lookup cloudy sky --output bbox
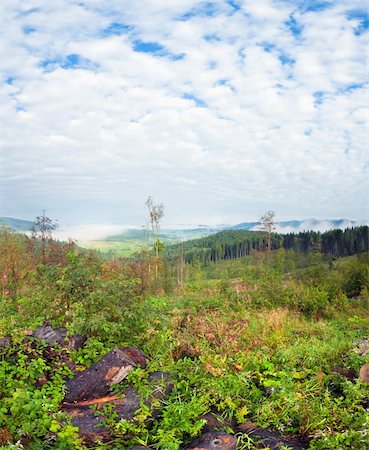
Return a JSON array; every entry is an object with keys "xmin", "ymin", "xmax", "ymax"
[{"xmin": 0, "ymin": 0, "xmax": 368, "ymax": 232}]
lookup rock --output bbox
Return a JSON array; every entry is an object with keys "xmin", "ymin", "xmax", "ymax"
[
  {"xmin": 65, "ymin": 334, "xmax": 87, "ymax": 351},
  {"xmin": 184, "ymin": 431, "xmax": 237, "ymax": 449},
  {"xmin": 63, "ymin": 371, "xmax": 173, "ymax": 446},
  {"xmin": 32, "ymin": 324, "xmax": 87, "ymax": 351},
  {"xmin": 236, "ymin": 422, "xmax": 307, "ymax": 449},
  {"xmin": 129, "ymin": 447, "xmax": 151, "ymax": 450},
  {"xmin": 33, "ymin": 324, "xmax": 67, "ymax": 345},
  {"xmin": 356, "ymin": 339, "xmax": 369, "ymax": 357},
  {"xmin": 359, "ymin": 362, "xmax": 369, "ymax": 384},
  {"xmin": 331, "ymin": 366, "xmax": 356, "ymax": 380},
  {"xmin": 64, "ymin": 348, "xmax": 145, "ymax": 403},
  {"xmin": 0, "ymin": 336, "xmax": 10, "ymax": 349}
]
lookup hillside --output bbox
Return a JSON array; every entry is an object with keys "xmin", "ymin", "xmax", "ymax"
[
  {"xmin": 165, "ymin": 226, "xmax": 369, "ymax": 264},
  {"xmin": 80, "ymin": 219, "xmax": 366, "ymax": 256},
  {"xmin": 0, "ymin": 226, "xmax": 368, "ymax": 449},
  {"xmin": 0, "ymin": 216, "xmax": 34, "ymax": 231}
]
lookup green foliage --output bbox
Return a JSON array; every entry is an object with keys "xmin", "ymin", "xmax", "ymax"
[
  {"xmin": 68, "ymin": 277, "xmax": 139, "ymax": 342},
  {"xmin": 0, "ymin": 340, "xmax": 82, "ymax": 449},
  {"xmin": 0, "ymin": 230, "xmax": 369, "ymax": 449},
  {"xmin": 340, "ymin": 255, "xmax": 369, "ymax": 297}
]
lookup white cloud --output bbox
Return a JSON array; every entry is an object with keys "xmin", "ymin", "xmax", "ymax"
[{"xmin": 0, "ymin": 0, "xmax": 368, "ymax": 232}]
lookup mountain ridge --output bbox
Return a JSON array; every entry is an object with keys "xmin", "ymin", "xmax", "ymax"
[
  {"xmin": 0, "ymin": 216, "xmax": 34, "ymax": 231},
  {"xmin": 1, "ymin": 216, "xmax": 366, "ymax": 241}
]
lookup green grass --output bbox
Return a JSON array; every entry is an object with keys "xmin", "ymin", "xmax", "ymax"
[
  {"xmin": 78, "ymin": 227, "xmax": 219, "ymax": 257},
  {"xmin": 79, "ymin": 239, "xmax": 145, "ymax": 256}
]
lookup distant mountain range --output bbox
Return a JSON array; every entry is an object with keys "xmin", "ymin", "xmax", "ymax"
[
  {"xmin": 104, "ymin": 218, "xmax": 365, "ymax": 244},
  {"xmin": 230, "ymin": 218, "xmax": 363, "ymax": 234},
  {"xmin": 0, "ymin": 216, "xmax": 366, "ymax": 241}
]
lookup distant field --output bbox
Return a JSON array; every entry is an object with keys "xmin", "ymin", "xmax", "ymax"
[
  {"xmin": 78, "ymin": 228, "xmax": 217, "ymax": 256},
  {"xmin": 79, "ymin": 239, "xmax": 145, "ymax": 257}
]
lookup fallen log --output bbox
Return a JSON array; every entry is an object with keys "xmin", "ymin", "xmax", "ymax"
[
  {"xmin": 184, "ymin": 431, "xmax": 237, "ymax": 449},
  {"xmin": 236, "ymin": 422, "xmax": 307, "ymax": 449},
  {"xmin": 63, "ymin": 372, "xmax": 172, "ymax": 446},
  {"xmin": 64, "ymin": 347, "xmax": 146, "ymax": 403}
]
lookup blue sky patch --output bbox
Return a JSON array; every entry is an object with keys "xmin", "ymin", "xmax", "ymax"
[
  {"xmin": 5, "ymin": 76, "xmax": 16, "ymax": 85},
  {"xmin": 305, "ymin": 1, "xmax": 332, "ymax": 13},
  {"xmin": 177, "ymin": 2, "xmax": 219, "ymax": 21},
  {"xmin": 260, "ymin": 43, "xmax": 294, "ymax": 66},
  {"xmin": 298, "ymin": 1, "xmax": 333, "ymax": 13},
  {"xmin": 23, "ymin": 25, "xmax": 36, "ymax": 34},
  {"xmin": 347, "ymin": 10, "xmax": 369, "ymax": 36},
  {"xmin": 14, "ymin": 100, "xmax": 26, "ymax": 112},
  {"xmin": 169, "ymin": 53, "xmax": 185, "ymax": 61},
  {"xmin": 279, "ymin": 53, "xmax": 295, "ymax": 66},
  {"xmin": 343, "ymin": 131, "xmax": 351, "ymax": 155},
  {"xmin": 260, "ymin": 41, "xmax": 275, "ymax": 53},
  {"xmin": 132, "ymin": 40, "xmax": 184, "ymax": 60},
  {"xmin": 203, "ymin": 34, "xmax": 221, "ymax": 42},
  {"xmin": 102, "ymin": 22, "xmax": 131, "ymax": 37},
  {"xmin": 39, "ymin": 54, "xmax": 98, "ymax": 72},
  {"xmin": 285, "ymin": 15, "xmax": 303, "ymax": 36},
  {"xmin": 227, "ymin": 0, "xmax": 241, "ymax": 12},
  {"xmin": 18, "ymin": 7, "xmax": 40, "ymax": 17},
  {"xmin": 63, "ymin": 54, "xmax": 98, "ymax": 70},
  {"xmin": 183, "ymin": 93, "xmax": 207, "ymax": 107},
  {"xmin": 39, "ymin": 58, "xmax": 60, "ymax": 72},
  {"xmin": 133, "ymin": 40, "xmax": 164, "ymax": 54},
  {"xmin": 313, "ymin": 91, "xmax": 325, "ymax": 105},
  {"xmin": 343, "ymin": 82, "xmax": 365, "ymax": 92},
  {"xmin": 217, "ymin": 79, "xmax": 236, "ymax": 92}
]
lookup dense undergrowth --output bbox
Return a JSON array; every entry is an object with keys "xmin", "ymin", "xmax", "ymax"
[{"xmin": 0, "ymin": 227, "xmax": 368, "ymax": 449}]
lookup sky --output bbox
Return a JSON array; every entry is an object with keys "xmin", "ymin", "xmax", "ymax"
[{"xmin": 0, "ymin": 0, "xmax": 368, "ymax": 233}]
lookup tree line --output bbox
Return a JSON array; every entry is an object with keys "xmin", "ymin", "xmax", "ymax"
[{"xmin": 165, "ymin": 226, "xmax": 369, "ymax": 265}]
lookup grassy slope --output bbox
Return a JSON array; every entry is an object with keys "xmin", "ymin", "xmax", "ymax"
[{"xmin": 79, "ymin": 238, "xmax": 146, "ymax": 257}]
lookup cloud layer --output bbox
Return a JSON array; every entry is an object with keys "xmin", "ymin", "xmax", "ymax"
[{"xmin": 1, "ymin": 0, "xmax": 368, "ymax": 228}]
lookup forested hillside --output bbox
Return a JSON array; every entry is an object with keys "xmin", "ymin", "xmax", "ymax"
[{"xmin": 166, "ymin": 226, "xmax": 369, "ymax": 264}]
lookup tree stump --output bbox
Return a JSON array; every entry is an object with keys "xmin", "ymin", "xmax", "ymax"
[
  {"xmin": 184, "ymin": 432, "xmax": 237, "ymax": 449},
  {"xmin": 64, "ymin": 348, "xmax": 146, "ymax": 403},
  {"xmin": 236, "ymin": 422, "xmax": 307, "ymax": 449},
  {"xmin": 63, "ymin": 372, "xmax": 172, "ymax": 446}
]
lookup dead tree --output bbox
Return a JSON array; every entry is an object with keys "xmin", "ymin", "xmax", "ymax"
[
  {"xmin": 259, "ymin": 210, "xmax": 276, "ymax": 264},
  {"xmin": 145, "ymin": 197, "xmax": 164, "ymax": 279},
  {"xmin": 32, "ymin": 210, "xmax": 58, "ymax": 264}
]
